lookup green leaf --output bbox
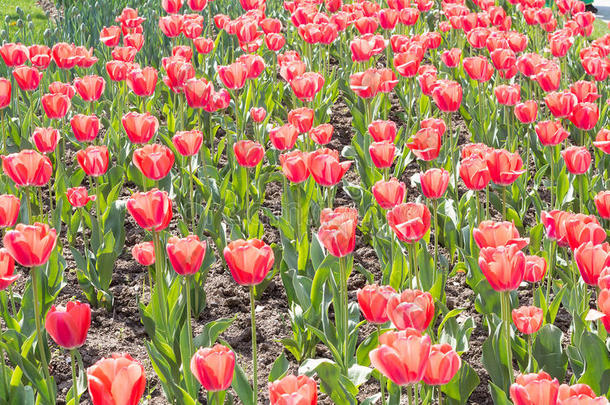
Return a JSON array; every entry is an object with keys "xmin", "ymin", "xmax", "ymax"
[
  {"xmin": 193, "ymin": 317, "xmax": 236, "ymax": 349},
  {"xmin": 231, "ymin": 362, "xmax": 254, "ymax": 405},
  {"xmin": 441, "ymin": 362, "xmax": 480, "ymax": 405},
  {"xmin": 532, "ymin": 324, "xmax": 567, "ymax": 381},
  {"xmin": 576, "ymin": 332, "xmax": 610, "ymax": 396},
  {"xmin": 268, "ymin": 352, "xmax": 289, "ymax": 382}
]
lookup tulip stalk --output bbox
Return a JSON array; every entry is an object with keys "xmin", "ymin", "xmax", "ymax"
[
  {"xmin": 376, "ymin": 324, "xmax": 386, "ymax": 405},
  {"xmin": 339, "ymin": 255, "xmax": 350, "ymax": 372},
  {"xmin": 189, "ymin": 157, "xmax": 195, "ymax": 231},
  {"xmin": 432, "ymin": 199, "xmax": 439, "ymax": 285},
  {"xmin": 32, "ymin": 267, "xmax": 54, "ymax": 402},
  {"xmin": 69, "ymin": 349, "xmax": 80, "ymax": 405},
  {"xmin": 408, "ymin": 243, "xmax": 421, "ymax": 290},
  {"xmin": 249, "ymin": 285, "xmax": 258, "ymax": 404},
  {"xmin": 152, "ymin": 231, "xmax": 169, "ymax": 330},
  {"xmin": 500, "ymin": 291, "xmax": 514, "ymax": 385},
  {"xmin": 184, "ymin": 275, "xmax": 195, "ymax": 386}
]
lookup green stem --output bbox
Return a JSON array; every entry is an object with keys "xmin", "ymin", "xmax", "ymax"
[
  {"xmin": 376, "ymin": 325, "xmax": 386, "ymax": 405},
  {"xmin": 25, "ymin": 188, "xmax": 31, "ymax": 223},
  {"xmin": 526, "ymin": 334, "xmax": 533, "ymax": 373},
  {"xmin": 438, "ymin": 385, "xmax": 443, "ymax": 405},
  {"xmin": 32, "ymin": 267, "xmax": 53, "ymax": 394},
  {"xmin": 408, "ymin": 385, "xmax": 413, "ymax": 405},
  {"xmin": 185, "ymin": 275, "xmax": 194, "ymax": 382},
  {"xmin": 244, "ymin": 167, "xmax": 250, "ymax": 237},
  {"xmin": 502, "ymin": 186, "xmax": 507, "ymax": 220},
  {"xmin": 95, "ymin": 177, "xmax": 103, "ymax": 245},
  {"xmin": 475, "ymin": 190, "xmax": 481, "ymax": 224},
  {"xmin": 189, "ymin": 157, "xmax": 195, "ymax": 231},
  {"xmin": 414, "ymin": 383, "xmax": 419, "ymax": 405},
  {"xmin": 1, "ymin": 110, "xmax": 5, "ymax": 152},
  {"xmin": 501, "ymin": 291, "xmax": 514, "ymax": 385},
  {"xmin": 485, "ymin": 186, "xmax": 490, "ymax": 220},
  {"xmin": 152, "ymin": 232, "xmax": 168, "ymax": 330},
  {"xmin": 545, "ymin": 241, "xmax": 555, "ymax": 303},
  {"xmin": 339, "ymin": 256, "xmax": 349, "ymax": 372},
  {"xmin": 433, "ymin": 200, "xmax": 439, "ymax": 285},
  {"xmin": 549, "ymin": 147, "xmax": 555, "ymax": 209},
  {"xmin": 410, "ymin": 243, "xmax": 421, "ymax": 290},
  {"xmin": 69, "ymin": 349, "xmax": 79, "ymax": 405},
  {"xmin": 249, "ymin": 285, "xmax": 258, "ymax": 404},
  {"xmin": 578, "ymin": 175, "xmax": 584, "ymax": 213}
]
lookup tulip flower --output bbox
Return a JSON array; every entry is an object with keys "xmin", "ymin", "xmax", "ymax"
[
  {"xmin": 269, "ymin": 125, "xmax": 299, "ymax": 151},
  {"xmin": 0, "ymin": 194, "xmax": 20, "ymax": 228},
  {"xmin": 423, "ymin": 344, "xmax": 461, "ymax": 386},
  {"xmin": 406, "ymin": 128, "xmax": 442, "ymax": 161},
  {"xmin": 485, "ymin": 148, "xmax": 524, "ymax": 187},
  {"xmin": 318, "ymin": 207, "xmax": 358, "ymax": 258},
  {"xmin": 77, "ymin": 146, "xmax": 109, "ymax": 178},
  {"xmin": 100, "ymin": 26, "xmax": 122, "ymax": 47},
  {"xmin": 234, "ymin": 140, "xmax": 264, "ymax": 168},
  {"xmin": 524, "ymin": 255, "xmax": 547, "ymax": 284},
  {"xmin": 71, "ymin": 114, "xmax": 100, "ymax": 143},
  {"xmin": 218, "ymin": 62, "xmax": 248, "ymax": 90},
  {"xmin": 74, "ymin": 75, "xmax": 105, "ymax": 102},
  {"xmin": 3, "ymin": 222, "xmax": 57, "ymax": 268},
  {"xmin": 512, "ymin": 305, "xmax": 543, "ymax": 335},
  {"xmin": 387, "ymin": 202, "xmax": 431, "ymax": 244},
  {"xmin": 166, "ymin": 235, "xmax": 207, "ymax": 276},
  {"xmin": 510, "ymin": 372, "xmax": 559, "ymax": 405},
  {"xmin": 0, "ymin": 43, "xmax": 29, "ymax": 66},
  {"xmin": 574, "ymin": 241, "xmax": 610, "ymax": 286},
  {"xmin": 66, "ymin": 187, "xmax": 96, "ymax": 208},
  {"xmin": 32, "ymin": 127, "xmax": 60, "ymax": 154},
  {"xmin": 565, "ymin": 214, "xmax": 606, "ymax": 251},
  {"xmin": 42, "ymin": 93, "xmax": 71, "ymax": 119},
  {"xmin": 269, "ymin": 374, "xmax": 318, "ymax": 405},
  {"xmin": 514, "ymin": 100, "xmax": 538, "ymax": 123},
  {"xmin": 370, "ymin": 141, "xmax": 396, "ymax": 169},
  {"xmin": 12, "ymin": 66, "xmax": 42, "ymax": 91},
  {"xmin": 459, "ymin": 156, "xmax": 491, "ymax": 191},
  {"xmin": 372, "ymin": 178, "xmax": 406, "ymax": 210},
  {"xmin": 349, "ymin": 68, "xmax": 397, "ymax": 99},
  {"xmin": 357, "ymin": 284, "xmax": 396, "ymax": 324},
  {"xmin": 479, "ymin": 244, "xmax": 525, "ymax": 292},
  {"xmin": 2, "ymin": 149, "xmax": 53, "ymax": 188},
  {"xmin": 0, "ymin": 249, "xmax": 18, "ymax": 291},
  {"xmin": 594, "ymin": 129, "xmax": 610, "ymax": 154},
  {"xmin": 569, "ymin": 102, "xmax": 599, "ymax": 131},
  {"xmin": 290, "ymin": 72, "xmax": 325, "ymax": 102},
  {"xmin": 558, "ymin": 383, "xmax": 608, "ymax": 404},
  {"xmin": 288, "ymin": 108, "xmax": 314, "ymax": 134},
  {"xmin": 191, "ymin": 344, "xmax": 235, "ymax": 395},
  {"xmin": 0, "ymin": 78, "xmax": 11, "ymax": 110},
  {"xmin": 387, "ymin": 289, "xmax": 434, "ymax": 331},
  {"xmin": 48, "ymin": 81, "xmax": 75, "ymax": 99},
  {"xmin": 132, "ymin": 241, "xmax": 155, "ymax": 266},
  {"xmin": 463, "ymin": 56, "xmax": 495, "ymax": 82},
  {"xmin": 562, "ymin": 146, "xmax": 591, "ymax": 175},
  {"xmin": 122, "ymin": 112, "xmax": 159, "ymax": 144},
  {"xmin": 594, "ymin": 191, "xmax": 610, "ymax": 219},
  {"xmin": 535, "ymin": 120, "xmax": 569, "ymax": 146},
  {"xmin": 308, "ymin": 148, "xmax": 351, "ymax": 188},
  {"xmin": 126, "ymin": 67, "xmax": 158, "ymax": 97},
  {"xmin": 279, "ymin": 151, "xmax": 309, "ymax": 184},
  {"xmin": 369, "ymin": 120, "xmax": 397, "ymax": 142},
  {"xmin": 310, "ymin": 124, "xmax": 334, "ymax": 146},
  {"xmin": 369, "ymin": 329, "xmax": 431, "ymax": 386},
  {"xmin": 132, "ymin": 144, "xmax": 174, "ymax": 181},
  {"xmin": 473, "ymin": 221, "xmax": 528, "ymax": 250},
  {"xmin": 172, "ymin": 130, "xmax": 203, "ymax": 157},
  {"xmin": 127, "ymin": 189, "xmax": 173, "ymax": 232},
  {"xmin": 495, "ymin": 84, "xmax": 521, "ymax": 106},
  {"xmin": 45, "ymin": 300, "xmax": 91, "ymax": 349},
  {"xmin": 87, "ymin": 353, "xmax": 146, "ymax": 405},
  {"xmin": 250, "ymin": 107, "xmax": 266, "ymax": 123},
  {"xmin": 420, "ymin": 168, "xmax": 449, "ymax": 199},
  {"xmin": 431, "ymin": 80, "xmax": 462, "ymax": 112}
]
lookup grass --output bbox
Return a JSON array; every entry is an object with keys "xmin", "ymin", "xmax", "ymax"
[
  {"xmin": 593, "ymin": 18, "xmax": 610, "ymax": 38},
  {"xmin": 0, "ymin": 0, "xmax": 49, "ymax": 43}
]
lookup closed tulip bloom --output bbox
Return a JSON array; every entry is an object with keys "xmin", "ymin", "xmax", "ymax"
[
  {"xmin": 87, "ymin": 353, "xmax": 146, "ymax": 405},
  {"xmin": 357, "ymin": 284, "xmax": 396, "ymax": 324},
  {"xmin": 2, "ymin": 150, "xmax": 53, "ymax": 187},
  {"xmin": 595, "ymin": 191, "xmax": 610, "ymax": 219},
  {"xmin": 485, "ymin": 149, "xmax": 525, "ymax": 186},
  {"xmin": 269, "ymin": 374, "xmax": 317, "ymax": 405},
  {"xmin": 66, "ymin": 187, "xmax": 96, "ymax": 208},
  {"xmin": 535, "ymin": 62, "xmax": 561, "ymax": 92},
  {"xmin": 524, "ymin": 255, "xmax": 547, "ymax": 283},
  {"xmin": 600, "ymin": 289, "xmax": 610, "ymax": 333},
  {"xmin": 191, "ymin": 344, "xmax": 235, "ymax": 392},
  {"xmin": 386, "ymin": 203, "xmax": 431, "ymax": 243},
  {"xmin": 431, "ymin": 80, "xmax": 462, "ymax": 112},
  {"xmin": 32, "ymin": 127, "xmax": 60, "ymax": 154},
  {"xmin": 463, "ymin": 56, "xmax": 495, "ymax": 82},
  {"xmin": 441, "ymin": 48, "xmax": 462, "ymax": 68},
  {"xmin": 420, "ymin": 118, "xmax": 447, "ymax": 137},
  {"xmin": 132, "ymin": 241, "xmax": 155, "ymax": 266},
  {"xmin": 599, "ymin": 268, "xmax": 610, "ymax": 290},
  {"xmin": 158, "ymin": 14, "xmax": 183, "ymax": 38},
  {"xmin": 495, "ymin": 84, "xmax": 521, "ymax": 106},
  {"xmin": 349, "ymin": 68, "xmax": 397, "ymax": 99},
  {"xmin": 535, "ymin": 120, "xmax": 569, "ymax": 146},
  {"xmin": 218, "ymin": 62, "xmax": 248, "ymax": 90},
  {"xmin": 562, "ymin": 146, "xmax": 591, "ymax": 175},
  {"xmin": 594, "ymin": 129, "xmax": 610, "ymax": 154},
  {"xmin": 574, "ymin": 241, "xmax": 610, "ymax": 285},
  {"xmin": 270, "ymin": 124, "xmax": 299, "ymax": 151},
  {"xmin": 126, "ymin": 68, "xmax": 158, "ymax": 99},
  {"xmin": 223, "ymin": 239, "xmax": 274, "ymax": 285},
  {"xmin": 51, "ymin": 42, "xmax": 79, "ymax": 70},
  {"xmin": 460, "ymin": 156, "xmax": 491, "ymax": 190},
  {"xmin": 279, "ymin": 151, "xmax": 309, "ymax": 183},
  {"xmin": 167, "ymin": 235, "xmax": 207, "ymax": 275},
  {"xmin": 570, "ymin": 81, "xmax": 600, "ymax": 103},
  {"xmin": 514, "ymin": 100, "xmax": 538, "ymax": 123},
  {"xmin": 387, "ymin": 289, "xmax": 435, "ymax": 331},
  {"xmin": 122, "ymin": 112, "xmax": 159, "ymax": 144},
  {"xmin": 318, "ymin": 207, "xmax": 358, "ymax": 258},
  {"xmin": 512, "ymin": 305, "xmax": 543, "ymax": 335},
  {"xmin": 172, "ymin": 130, "xmax": 203, "ymax": 157},
  {"xmin": 42, "ymin": 93, "xmax": 71, "ymax": 119},
  {"xmin": 194, "ymin": 37, "xmax": 214, "ymax": 54},
  {"xmin": 544, "ymin": 91, "xmax": 578, "ymax": 119},
  {"xmin": 406, "ymin": 128, "xmax": 442, "ymax": 161},
  {"xmin": 308, "ymin": 148, "xmax": 351, "ymax": 187},
  {"xmin": 77, "ymin": 146, "xmax": 109, "ymax": 177},
  {"xmin": 289, "ymin": 72, "xmax": 324, "ymax": 103},
  {"xmin": 134, "ymin": 146, "xmax": 174, "ymax": 181},
  {"xmin": 510, "ymin": 372, "xmax": 559, "ymax": 405},
  {"xmin": 71, "ymin": 114, "xmax": 100, "ymax": 143},
  {"xmin": 100, "ymin": 26, "xmax": 122, "ymax": 47},
  {"xmin": 12, "ymin": 66, "xmax": 42, "ymax": 91},
  {"xmin": 0, "ymin": 195, "xmax": 20, "ymax": 228},
  {"xmin": 0, "ymin": 249, "xmax": 19, "ymax": 290},
  {"xmin": 420, "ymin": 168, "xmax": 449, "ymax": 199},
  {"xmin": 479, "ymin": 244, "xmax": 525, "ymax": 291},
  {"xmin": 127, "ymin": 189, "xmax": 172, "ymax": 231},
  {"xmin": 0, "ymin": 78, "xmax": 11, "ymax": 109},
  {"xmin": 250, "ymin": 107, "xmax": 266, "ymax": 123},
  {"xmin": 234, "ymin": 140, "xmax": 264, "ymax": 167},
  {"xmin": 74, "ymin": 75, "xmax": 105, "ymax": 102},
  {"xmin": 370, "ymin": 141, "xmax": 396, "ymax": 169},
  {"xmin": 423, "ymin": 344, "xmax": 461, "ymax": 386},
  {"xmin": 473, "ymin": 220, "xmax": 528, "ymax": 250},
  {"xmin": 28, "ymin": 46, "xmax": 51, "ymax": 69},
  {"xmin": 3, "ymin": 222, "xmax": 57, "ymax": 267},
  {"xmin": 372, "ymin": 178, "xmax": 406, "ymax": 210},
  {"xmin": 558, "ymin": 383, "xmax": 608, "ymax": 405},
  {"xmin": 310, "ymin": 124, "xmax": 333, "ymax": 146},
  {"xmin": 45, "ymin": 301, "xmax": 91, "ymax": 349},
  {"xmin": 569, "ymin": 103, "xmax": 599, "ymax": 131},
  {"xmin": 0, "ymin": 43, "xmax": 29, "ymax": 66},
  {"xmin": 48, "ymin": 81, "xmax": 76, "ymax": 99},
  {"xmin": 288, "ymin": 108, "xmax": 315, "ymax": 134},
  {"xmin": 162, "ymin": 0, "xmax": 183, "ymax": 13},
  {"xmin": 369, "ymin": 120, "xmax": 397, "ymax": 142},
  {"xmin": 369, "ymin": 329, "xmax": 431, "ymax": 386}
]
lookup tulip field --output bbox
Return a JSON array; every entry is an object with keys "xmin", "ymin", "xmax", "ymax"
[{"xmin": 2, "ymin": 0, "xmax": 610, "ymax": 403}]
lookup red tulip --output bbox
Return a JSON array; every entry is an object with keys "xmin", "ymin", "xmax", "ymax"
[
  {"xmin": 406, "ymin": 128, "xmax": 442, "ymax": 161},
  {"xmin": 32, "ymin": 127, "xmax": 60, "ymax": 154},
  {"xmin": 524, "ymin": 255, "xmax": 547, "ymax": 283},
  {"xmin": 598, "ymin": 268, "xmax": 610, "ymax": 290},
  {"xmin": 132, "ymin": 241, "xmax": 155, "ymax": 266},
  {"xmin": 308, "ymin": 148, "xmax": 351, "ymax": 187},
  {"xmin": 159, "ymin": 14, "xmax": 183, "ymax": 38},
  {"xmin": 234, "ymin": 140, "xmax": 264, "ymax": 168},
  {"xmin": 127, "ymin": 67, "xmax": 158, "ymax": 97},
  {"xmin": 51, "ymin": 43, "xmax": 79, "ymax": 70},
  {"xmin": 132, "ymin": 144, "xmax": 174, "ymax": 180},
  {"xmin": 191, "ymin": 344, "xmax": 235, "ymax": 392},
  {"xmin": 172, "ymin": 130, "xmax": 203, "ymax": 157},
  {"xmin": 77, "ymin": 146, "xmax": 109, "ymax": 177},
  {"xmin": 558, "ymin": 383, "xmax": 608, "ymax": 404},
  {"xmin": 74, "ymin": 75, "xmax": 105, "ymax": 102},
  {"xmin": 66, "ymin": 187, "xmax": 96, "ymax": 208},
  {"xmin": 372, "ymin": 178, "xmax": 406, "ymax": 210},
  {"xmin": 218, "ymin": 62, "xmax": 248, "ymax": 90},
  {"xmin": 423, "ymin": 344, "xmax": 461, "ymax": 386},
  {"xmin": 569, "ymin": 102, "xmax": 599, "ymax": 131},
  {"xmin": 0, "ymin": 249, "xmax": 19, "ymax": 290},
  {"xmin": 3, "ymin": 222, "xmax": 57, "ymax": 267},
  {"xmin": 2, "ymin": 150, "xmax": 53, "ymax": 187},
  {"xmin": 318, "ymin": 207, "xmax": 358, "ymax": 258},
  {"xmin": 459, "ymin": 156, "xmax": 491, "ymax": 190},
  {"xmin": 535, "ymin": 120, "xmax": 569, "ymax": 146},
  {"xmin": 514, "ymin": 100, "xmax": 538, "ymax": 123},
  {"xmin": 12, "ymin": 66, "xmax": 42, "ymax": 91},
  {"xmin": 45, "ymin": 301, "xmax": 91, "ymax": 349},
  {"xmin": 71, "ymin": 114, "xmax": 100, "ymax": 143},
  {"xmin": 386, "ymin": 203, "xmax": 431, "ymax": 243},
  {"xmin": 473, "ymin": 220, "xmax": 528, "ymax": 250},
  {"xmin": 349, "ymin": 68, "xmax": 397, "ymax": 98},
  {"xmin": 184, "ymin": 79, "xmax": 213, "ymax": 110},
  {"xmin": 42, "ymin": 93, "xmax": 71, "ymax": 119},
  {"xmin": 288, "ymin": 108, "xmax": 314, "ymax": 134},
  {"xmin": 441, "ymin": 48, "xmax": 462, "ymax": 68},
  {"xmin": 495, "ymin": 84, "xmax": 521, "ymax": 106},
  {"xmin": 111, "ymin": 46, "xmax": 137, "ymax": 63},
  {"xmin": 127, "ymin": 189, "xmax": 172, "ymax": 231},
  {"xmin": 431, "ymin": 80, "xmax": 462, "ymax": 112},
  {"xmin": 369, "ymin": 120, "xmax": 397, "ymax": 142},
  {"xmin": 534, "ymin": 62, "xmax": 561, "ymax": 92},
  {"xmin": 510, "ymin": 372, "xmax": 559, "ymax": 405},
  {"xmin": 594, "ymin": 191, "xmax": 610, "ymax": 219},
  {"xmin": 420, "ymin": 118, "xmax": 447, "ymax": 137},
  {"xmin": 269, "ymin": 124, "xmax": 299, "ymax": 151},
  {"xmin": 290, "ymin": 72, "xmax": 325, "ymax": 103},
  {"xmin": 193, "ymin": 37, "xmax": 214, "ymax": 54},
  {"xmin": 478, "ymin": 244, "xmax": 526, "ymax": 291},
  {"xmin": 162, "ymin": 0, "xmax": 183, "ymax": 13},
  {"xmin": 48, "ymin": 81, "xmax": 75, "ymax": 99},
  {"xmin": 463, "ymin": 56, "xmax": 494, "ymax": 82},
  {"xmin": 167, "ymin": 235, "xmax": 207, "ymax": 275},
  {"xmin": 512, "ymin": 305, "xmax": 543, "ymax": 335},
  {"xmin": 73, "ymin": 47, "xmax": 97, "ymax": 68},
  {"xmin": 310, "ymin": 124, "xmax": 333, "ymax": 146},
  {"xmin": 594, "ymin": 129, "xmax": 610, "ymax": 154},
  {"xmin": 541, "ymin": 210, "xmax": 573, "ymax": 247},
  {"xmin": 100, "ymin": 26, "xmax": 122, "ymax": 47},
  {"xmin": 279, "ymin": 151, "xmax": 309, "ymax": 184},
  {"xmin": 223, "ymin": 239, "xmax": 274, "ymax": 285},
  {"xmin": 387, "ymin": 289, "xmax": 435, "ymax": 331},
  {"xmin": 420, "ymin": 168, "xmax": 449, "ymax": 199},
  {"xmin": 122, "ymin": 112, "xmax": 159, "ymax": 144},
  {"xmin": 0, "ymin": 43, "xmax": 28, "ymax": 66},
  {"xmin": 250, "ymin": 107, "xmax": 266, "ymax": 123},
  {"xmin": 574, "ymin": 241, "xmax": 610, "ymax": 285},
  {"xmin": 570, "ymin": 81, "xmax": 600, "ymax": 103},
  {"xmin": 369, "ymin": 329, "xmax": 431, "ymax": 386},
  {"xmin": 0, "ymin": 78, "xmax": 11, "ymax": 109},
  {"xmin": 380, "ymin": 8, "xmax": 400, "ymax": 29},
  {"xmin": 562, "ymin": 146, "xmax": 591, "ymax": 175},
  {"xmin": 87, "ymin": 353, "xmax": 146, "ymax": 405},
  {"xmin": 370, "ymin": 141, "xmax": 396, "ymax": 169},
  {"xmin": 357, "ymin": 284, "xmax": 396, "ymax": 324},
  {"xmin": 29, "ymin": 45, "xmax": 51, "ymax": 69},
  {"xmin": 268, "ymin": 374, "xmax": 317, "ymax": 405},
  {"xmin": 485, "ymin": 148, "xmax": 524, "ymax": 186},
  {"xmin": 0, "ymin": 194, "xmax": 19, "ymax": 228},
  {"xmin": 544, "ymin": 91, "xmax": 578, "ymax": 119}
]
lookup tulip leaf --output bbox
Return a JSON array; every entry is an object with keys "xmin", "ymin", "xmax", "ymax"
[
  {"xmin": 193, "ymin": 316, "xmax": 236, "ymax": 349},
  {"xmin": 488, "ymin": 381, "xmax": 511, "ymax": 405},
  {"xmin": 268, "ymin": 352, "xmax": 289, "ymax": 382},
  {"xmin": 576, "ymin": 331, "xmax": 610, "ymax": 396},
  {"xmin": 532, "ymin": 324, "xmax": 567, "ymax": 381},
  {"xmin": 441, "ymin": 362, "xmax": 480, "ymax": 405}
]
